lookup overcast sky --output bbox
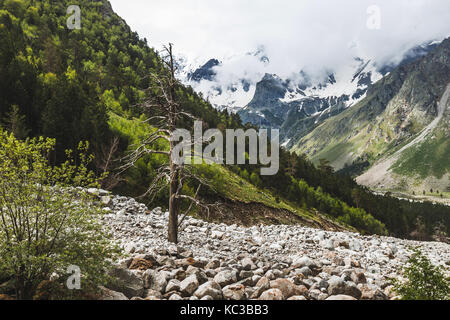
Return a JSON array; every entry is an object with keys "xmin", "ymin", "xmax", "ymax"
[{"xmin": 109, "ymin": 0, "xmax": 450, "ymax": 79}]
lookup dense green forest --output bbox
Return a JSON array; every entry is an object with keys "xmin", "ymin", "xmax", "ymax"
[{"xmin": 0, "ymin": 0, "xmax": 448, "ymax": 240}]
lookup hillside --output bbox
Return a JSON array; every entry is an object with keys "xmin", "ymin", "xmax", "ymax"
[
  {"xmin": 0, "ymin": 0, "xmax": 449, "ymax": 241},
  {"xmin": 96, "ymin": 191, "xmax": 450, "ymax": 300},
  {"xmin": 1, "ymin": 0, "xmax": 450, "ymax": 303},
  {"xmin": 0, "ymin": 0, "xmax": 386, "ymax": 236},
  {"xmin": 293, "ymin": 38, "xmax": 450, "ymax": 195}
]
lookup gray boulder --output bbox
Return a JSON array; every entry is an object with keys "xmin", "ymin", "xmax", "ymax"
[
  {"xmin": 194, "ymin": 281, "xmax": 223, "ymax": 300},
  {"xmin": 108, "ymin": 267, "xmax": 144, "ymax": 298},
  {"xmin": 143, "ymin": 269, "xmax": 168, "ymax": 293},
  {"xmin": 214, "ymin": 270, "xmax": 237, "ymax": 288},
  {"xmin": 180, "ymin": 274, "xmax": 199, "ymax": 296}
]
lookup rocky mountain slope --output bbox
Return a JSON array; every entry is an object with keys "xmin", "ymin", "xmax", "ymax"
[
  {"xmin": 293, "ymin": 38, "xmax": 450, "ymax": 193},
  {"xmin": 96, "ymin": 191, "xmax": 449, "ymax": 300},
  {"xmin": 180, "ymin": 43, "xmax": 439, "ymax": 147}
]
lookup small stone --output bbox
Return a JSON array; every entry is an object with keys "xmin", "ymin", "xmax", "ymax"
[
  {"xmin": 351, "ymin": 271, "xmax": 367, "ymax": 284},
  {"xmin": 211, "ymin": 230, "xmax": 225, "ymax": 239},
  {"xmin": 327, "ymin": 276, "xmax": 346, "ymax": 296},
  {"xmin": 124, "ymin": 242, "xmax": 136, "ymax": 254},
  {"xmin": 360, "ymin": 285, "xmax": 388, "ymax": 300},
  {"xmin": 223, "ymin": 284, "xmax": 247, "ymax": 300},
  {"xmin": 214, "ymin": 270, "xmax": 237, "ymax": 288},
  {"xmin": 169, "ymin": 293, "xmax": 183, "ymax": 300},
  {"xmin": 292, "ymin": 256, "xmax": 316, "ymax": 269},
  {"xmin": 99, "ymin": 286, "xmax": 129, "ymax": 300},
  {"xmin": 270, "ymin": 278, "xmax": 307, "ymax": 299},
  {"xmin": 180, "ymin": 275, "xmax": 199, "ymax": 296},
  {"xmin": 321, "ymin": 239, "xmax": 335, "ymax": 250},
  {"xmin": 344, "ymin": 281, "xmax": 362, "ymax": 299},
  {"xmin": 100, "ymin": 196, "xmax": 112, "ymax": 206},
  {"xmin": 194, "ymin": 281, "xmax": 223, "ymax": 300},
  {"xmin": 269, "ymin": 243, "xmax": 283, "ymax": 250},
  {"xmin": 143, "ymin": 270, "xmax": 167, "ymax": 293},
  {"xmin": 205, "ymin": 259, "xmax": 220, "ymax": 270},
  {"xmin": 241, "ymin": 257, "xmax": 256, "ymax": 271},
  {"xmin": 109, "ymin": 267, "xmax": 144, "ymax": 298},
  {"xmin": 309, "ymin": 288, "xmax": 322, "ymax": 300},
  {"xmin": 251, "ymin": 277, "xmax": 271, "ymax": 299},
  {"xmin": 166, "ymin": 279, "xmax": 181, "ymax": 293},
  {"xmin": 129, "ymin": 258, "xmax": 153, "ymax": 271},
  {"xmin": 288, "ymin": 295, "xmax": 307, "ymax": 300},
  {"xmin": 326, "ymin": 295, "xmax": 357, "ymax": 300},
  {"xmin": 259, "ymin": 288, "xmax": 284, "ymax": 300},
  {"xmin": 239, "ymin": 270, "xmax": 254, "ymax": 280},
  {"xmin": 143, "ymin": 289, "xmax": 162, "ymax": 299},
  {"xmin": 298, "ymin": 266, "xmax": 312, "ymax": 277}
]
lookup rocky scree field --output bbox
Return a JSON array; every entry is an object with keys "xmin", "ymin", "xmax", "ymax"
[{"xmin": 93, "ymin": 190, "xmax": 450, "ymax": 301}]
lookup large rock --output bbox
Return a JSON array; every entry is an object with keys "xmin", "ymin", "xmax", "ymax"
[
  {"xmin": 108, "ymin": 267, "xmax": 144, "ymax": 298},
  {"xmin": 239, "ymin": 270, "xmax": 254, "ymax": 281},
  {"xmin": 326, "ymin": 295, "xmax": 357, "ymax": 300},
  {"xmin": 298, "ymin": 266, "xmax": 312, "ymax": 277},
  {"xmin": 360, "ymin": 285, "xmax": 388, "ymax": 300},
  {"xmin": 327, "ymin": 276, "xmax": 361, "ymax": 299},
  {"xmin": 351, "ymin": 271, "xmax": 367, "ymax": 284},
  {"xmin": 288, "ymin": 295, "xmax": 307, "ymax": 300},
  {"xmin": 222, "ymin": 284, "xmax": 247, "ymax": 300},
  {"xmin": 241, "ymin": 257, "xmax": 256, "ymax": 271},
  {"xmin": 259, "ymin": 288, "xmax": 284, "ymax": 300},
  {"xmin": 124, "ymin": 242, "xmax": 136, "ymax": 254},
  {"xmin": 143, "ymin": 269, "xmax": 167, "ymax": 293},
  {"xmin": 166, "ymin": 279, "xmax": 181, "ymax": 293},
  {"xmin": 144, "ymin": 289, "xmax": 162, "ymax": 299},
  {"xmin": 205, "ymin": 259, "xmax": 220, "ymax": 270},
  {"xmin": 211, "ymin": 230, "xmax": 225, "ymax": 239},
  {"xmin": 270, "ymin": 279, "xmax": 307, "ymax": 299},
  {"xmin": 169, "ymin": 293, "xmax": 183, "ymax": 300},
  {"xmin": 186, "ymin": 266, "xmax": 208, "ymax": 284},
  {"xmin": 327, "ymin": 276, "xmax": 346, "ymax": 296},
  {"xmin": 343, "ymin": 281, "xmax": 362, "ymax": 299},
  {"xmin": 214, "ymin": 270, "xmax": 237, "ymax": 288},
  {"xmin": 194, "ymin": 281, "xmax": 223, "ymax": 300},
  {"xmin": 292, "ymin": 256, "xmax": 317, "ymax": 269},
  {"xmin": 180, "ymin": 275, "xmax": 199, "ymax": 296},
  {"xmin": 251, "ymin": 276, "xmax": 271, "ymax": 299},
  {"xmin": 129, "ymin": 258, "xmax": 154, "ymax": 271},
  {"xmin": 99, "ymin": 286, "xmax": 129, "ymax": 300}
]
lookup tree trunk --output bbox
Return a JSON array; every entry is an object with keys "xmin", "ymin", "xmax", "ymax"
[
  {"xmin": 168, "ymin": 165, "xmax": 179, "ymax": 243},
  {"xmin": 167, "ymin": 43, "xmax": 179, "ymax": 244}
]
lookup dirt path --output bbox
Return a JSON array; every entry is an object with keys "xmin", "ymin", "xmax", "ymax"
[{"xmin": 356, "ymin": 83, "xmax": 450, "ymax": 187}]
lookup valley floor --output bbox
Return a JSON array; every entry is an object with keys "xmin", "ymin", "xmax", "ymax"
[
  {"xmin": 372, "ymin": 190, "xmax": 450, "ymax": 207},
  {"xmin": 97, "ymin": 191, "xmax": 450, "ymax": 300}
]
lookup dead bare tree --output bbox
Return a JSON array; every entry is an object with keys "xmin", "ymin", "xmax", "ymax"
[
  {"xmin": 94, "ymin": 136, "xmax": 123, "ymax": 190},
  {"xmin": 120, "ymin": 44, "xmax": 213, "ymax": 243}
]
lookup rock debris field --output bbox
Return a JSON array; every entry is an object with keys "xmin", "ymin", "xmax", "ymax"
[{"xmin": 91, "ymin": 190, "xmax": 450, "ymax": 301}]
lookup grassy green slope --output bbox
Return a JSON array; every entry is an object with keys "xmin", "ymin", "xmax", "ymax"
[
  {"xmin": 108, "ymin": 111, "xmax": 354, "ymax": 230},
  {"xmin": 292, "ymin": 38, "xmax": 450, "ymax": 190}
]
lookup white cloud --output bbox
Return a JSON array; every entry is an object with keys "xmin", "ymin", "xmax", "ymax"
[{"xmin": 109, "ymin": 0, "xmax": 450, "ymax": 81}]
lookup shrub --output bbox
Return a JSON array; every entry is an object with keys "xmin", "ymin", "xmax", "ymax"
[
  {"xmin": 0, "ymin": 130, "xmax": 119, "ymax": 299},
  {"xmin": 394, "ymin": 248, "xmax": 449, "ymax": 300}
]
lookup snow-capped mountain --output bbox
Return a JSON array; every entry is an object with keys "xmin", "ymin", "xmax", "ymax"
[
  {"xmin": 177, "ymin": 48, "xmax": 270, "ymax": 112},
  {"xmin": 178, "ymin": 41, "xmax": 440, "ymax": 146}
]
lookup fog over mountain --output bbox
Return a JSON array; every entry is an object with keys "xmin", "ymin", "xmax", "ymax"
[{"xmin": 110, "ymin": 0, "xmax": 450, "ymax": 85}]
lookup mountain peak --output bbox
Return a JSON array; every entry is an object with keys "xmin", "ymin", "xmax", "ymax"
[{"xmin": 187, "ymin": 58, "xmax": 221, "ymax": 82}]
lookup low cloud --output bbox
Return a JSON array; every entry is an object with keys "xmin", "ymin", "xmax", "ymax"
[{"xmin": 110, "ymin": 0, "xmax": 450, "ymax": 83}]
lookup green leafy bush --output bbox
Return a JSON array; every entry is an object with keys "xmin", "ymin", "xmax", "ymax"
[
  {"xmin": 394, "ymin": 249, "xmax": 450, "ymax": 300},
  {"xmin": 0, "ymin": 130, "xmax": 119, "ymax": 300}
]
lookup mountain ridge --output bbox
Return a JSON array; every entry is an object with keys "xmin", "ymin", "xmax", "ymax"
[{"xmin": 293, "ymin": 38, "xmax": 450, "ymax": 193}]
